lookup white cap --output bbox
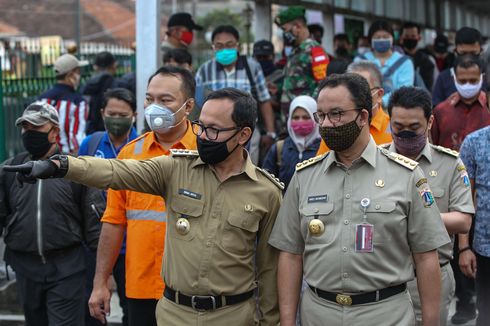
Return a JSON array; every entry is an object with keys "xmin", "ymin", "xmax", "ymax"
[{"xmin": 53, "ymin": 54, "xmax": 88, "ymax": 76}]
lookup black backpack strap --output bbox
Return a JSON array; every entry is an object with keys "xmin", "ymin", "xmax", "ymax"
[
  {"xmin": 242, "ymin": 56, "xmax": 259, "ymax": 102},
  {"xmin": 86, "ymin": 132, "xmax": 105, "ymax": 156}
]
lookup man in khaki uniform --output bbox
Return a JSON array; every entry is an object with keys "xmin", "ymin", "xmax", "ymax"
[
  {"xmin": 268, "ymin": 73, "xmax": 450, "ymax": 326},
  {"xmin": 4, "ymin": 88, "xmax": 282, "ymax": 326},
  {"xmin": 385, "ymin": 86, "xmax": 474, "ymax": 326}
]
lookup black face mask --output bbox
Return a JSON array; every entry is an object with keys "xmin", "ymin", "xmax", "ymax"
[
  {"xmin": 283, "ymin": 31, "xmax": 296, "ymax": 46},
  {"xmin": 258, "ymin": 60, "xmax": 276, "ymax": 76},
  {"xmin": 197, "ymin": 130, "xmax": 241, "ymax": 165},
  {"xmin": 403, "ymin": 38, "xmax": 418, "ymax": 50},
  {"xmin": 22, "ymin": 129, "xmax": 54, "ymax": 159}
]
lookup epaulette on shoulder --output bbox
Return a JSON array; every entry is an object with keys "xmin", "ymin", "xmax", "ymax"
[
  {"xmin": 378, "ymin": 143, "xmax": 391, "ymax": 150},
  {"xmin": 170, "ymin": 149, "xmax": 199, "ymax": 157},
  {"xmin": 257, "ymin": 168, "xmax": 285, "ymax": 190},
  {"xmin": 432, "ymin": 145, "xmax": 459, "ymax": 158},
  {"xmin": 295, "ymin": 153, "xmax": 328, "ymax": 172},
  {"xmin": 379, "ymin": 148, "xmax": 418, "ymax": 171}
]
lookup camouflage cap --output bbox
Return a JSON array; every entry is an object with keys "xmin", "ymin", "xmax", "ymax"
[
  {"xmin": 275, "ymin": 6, "xmax": 306, "ymax": 26},
  {"xmin": 15, "ymin": 101, "xmax": 59, "ymax": 127}
]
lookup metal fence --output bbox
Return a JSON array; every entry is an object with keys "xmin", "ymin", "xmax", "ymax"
[{"xmin": 0, "ymin": 39, "xmax": 135, "ymax": 161}]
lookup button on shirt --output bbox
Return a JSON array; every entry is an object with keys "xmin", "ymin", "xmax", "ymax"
[
  {"xmin": 431, "ymin": 91, "xmax": 490, "ymax": 151},
  {"xmin": 460, "ymin": 126, "xmax": 490, "ymax": 257},
  {"xmin": 64, "ymin": 151, "xmax": 282, "ymax": 324},
  {"xmin": 388, "ymin": 142, "xmax": 475, "ymax": 263},
  {"xmin": 269, "ymin": 138, "xmax": 450, "ymax": 293}
]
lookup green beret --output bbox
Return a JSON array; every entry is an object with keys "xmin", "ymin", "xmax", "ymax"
[{"xmin": 275, "ymin": 6, "xmax": 306, "ymax": 26}]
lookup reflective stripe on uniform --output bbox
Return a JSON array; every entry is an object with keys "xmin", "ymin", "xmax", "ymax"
[
  {"xmin": 133, "ymin": 138, "xmax": 145, "ymax": 155},
  {"xmin": 126, "ymin": 210, "xmax": 167, "ymax": 222}
]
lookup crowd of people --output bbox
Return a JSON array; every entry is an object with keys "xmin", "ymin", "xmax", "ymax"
[{"xmin": 0, "ymin": 4, "xmax": 489, "ymax": 326}]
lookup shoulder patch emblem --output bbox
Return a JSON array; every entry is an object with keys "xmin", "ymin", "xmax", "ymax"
[
  {"xmin": 257, "ymin": 168, "xmax": 285, "ymax": 190},
  {"xmin": 379, "ymin": 148, "xmax": 418, "ymax": 170},
  {"xmin": 170, "ymin": 149, "xmax": 199, "ymax": 157},
  {"xmin": 296, "ymin": 153, "xmax": 329, "ymax": 171},
  {"xmin": 433, "ymin": 145, "xmax": 459, "ymax": 158},
  {"xmin": 415, "ymin": 178, "xmax": 435, "ymax": 207},
  {"xmin": 457, "ymin": 164, "xmax": 471, "ymax": 188}
]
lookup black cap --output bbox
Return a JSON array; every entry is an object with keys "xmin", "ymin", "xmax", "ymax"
[
  {"xmin": 253, "ymin": 40, "xmax": 274, "ymax": 56},
  {"xmin": 94, "ymin": 51, "xmax": 116, "ymax": 68},
  {"xmin": 168, "ymin": 13, "xmax": 203, "ymax": 31},
  {"xmin": 434, "ymin": 34, "xmax": 449, "ymax": 53}
]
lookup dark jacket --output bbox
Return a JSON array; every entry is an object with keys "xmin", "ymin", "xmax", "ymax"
[
  {"xmin": 262, "ymin": 137, "xmax": 321, "ymax": 190},
  {"xmin": 410, "ymin": 50, "xmax": 435, "ymax": 90},
  {"xmin": 81, "ymin": 71, "xmax": 116, "ymax": 134},
  {"xmin": 0, "ymin": 152, "xmax": 104, "ymax": 256}
]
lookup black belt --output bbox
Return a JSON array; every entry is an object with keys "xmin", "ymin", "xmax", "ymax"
[
  {"xmin": 164, "ymin": 286, "xmax": 254, "ymax": 311},
  {"xmin": 308, "ymin": 283, "xmax": 406, "ymax": 306}
]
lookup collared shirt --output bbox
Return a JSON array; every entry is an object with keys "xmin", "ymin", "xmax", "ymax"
[
  {"xmin": 78, "ymin": 128, "xmax": 139, "ymax": 158},
  {"xmin": 459, "ymin": 126, "xmax": 490, "ymax": 257},
  {"xmin": 269, "ymin": 138, "xmax": 450, "ymax": 293},
  {"xmin": 316, "ymin": 108, "xmax": 392, "ymax": 155},
  {"xmin": 388, "ymin": 142, "xmax": 475, "ymax": 263},
  {"xmin": 101, "ymin": 121, "xmax": 197, "ymax": 299},
  {"xmin": 354, "ymin": 51, "xmax": 414, "ymax": 106},
  {"xmin": 195, "ymin": 56, "xmax": 270, "ymax": 108},
  {"xmin": 65, "ymin": 150, "xmax": 281, "ymax": 324},
  {"xmin": 38, "ymin": 83, "xmax": 88, "ymax": 153},
  {"xmin": 432, "ymin": 68, "xmax": 488, "ymax": 107},
  {"xmin": 431, "ymin": 91, "xmax": 490, "ymax": 151}
]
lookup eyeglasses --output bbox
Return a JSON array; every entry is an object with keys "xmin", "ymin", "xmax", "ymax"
[
  {"xmin": 313, "ymin": 109, "xmax": 360, "ymax": 124},
  {"xmin": 191, "ymin": 121, "xmax": 240, "ymax": 140},
  {"xmin": 212, "ymin": 42, "xmax": 238, "ymax": 51}
]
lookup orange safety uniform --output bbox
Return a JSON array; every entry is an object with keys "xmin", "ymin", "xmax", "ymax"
[
  {"xmin": 102, "ymin": 121, "xmax": 197, "ymax": 299},
  {"xmin": 316, "ymin": 107, "xmax": 392, "ymax": 155}
]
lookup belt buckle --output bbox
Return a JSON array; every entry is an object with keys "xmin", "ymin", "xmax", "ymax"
[
  {"xmin": 191, "ymin": 295, "xmax": 216, "ymax": 311},
  {"xmin": 335, "ymin": 294, "xmax": 352, "ymax": 306}
]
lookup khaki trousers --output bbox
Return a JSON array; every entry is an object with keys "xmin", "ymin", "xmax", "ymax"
[
  {"xmin": 156, "ymin": 295, "xmax": 258, "ymax": 326},
  {"xmin": 407, "ymin": 263, "xmax": 455, "ymax": 326},
  {"xmin": 300, "ymin": 286, "xmax": 416, "ymax": 326}
]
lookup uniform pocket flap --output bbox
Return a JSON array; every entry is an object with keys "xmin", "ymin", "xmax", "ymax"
[
  {"xmin": 366, "ymin": 201, "xmax": 396, "ymax": 213},
  {"xmin": 301, "ymin": 203, "xmax": 334, "ymax": 216},
  {"xmin": 170, "ymin": 198, "xmax": 204, "ymax": 217},
  {"xmin": 227, "ymin": 212, "xmax": 260, "ymax": 232},
  {"xmin": 432, "ymin": 187, "xmax": 445, "ymax": 198}
]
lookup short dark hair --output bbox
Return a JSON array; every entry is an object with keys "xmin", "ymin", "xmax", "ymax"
[
  {"xmin": 102, "ymin": 88, "xmax": 137, "ymax": 112},
  {"xmin": 454, "ymin": 53, "xmax": 484, "ymax": 73},
  {"xmin": 455, "ymin": 27, "xmax": 482, "ymax": 46},
  {"xmin": 368, "ymin": 20, "xmax": 394, "ymax": 41},
  {"xmin": 387, "ymin": 86, "xmax": 432, "ymax": 120},
  {"xmin": 95, "ymin": 51, "xmax": 116, "ymax": 69},
  {"xmin": 163, "ymin": 48, "xmax": 192, "ymax": 65},
  {"xmin": 308, "ymin": 24, "xmax": 324, "ymax": 36},
  {"xmin": 334, "ymin": 33, "xmax": 350, "ymax": 44},
  {"xmin": 317, "ymin": 73, "xmax": 372, "ymax": 121},
  {"xmin": 401, "ymin": 21, "xmax": 420, "ymax": 34},
  {"xmin": 147, "ymin": 66, "xmax": 196, "ymax": 99},
  {"xmin": 211, "ymin": 25, "xmax": 240, "ymax": 42},
  {"xmin": 204, "ymin": 88, "xmax": 257, "ymax": 132}
]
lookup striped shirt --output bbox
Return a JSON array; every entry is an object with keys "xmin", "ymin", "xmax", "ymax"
[
  {"xmin": 38, "ymin": 83, "xmax": 88, "ymax": 153},
  {"xmin": 195, "ymin": 56, "xmax": 270, "ymax": 108}
]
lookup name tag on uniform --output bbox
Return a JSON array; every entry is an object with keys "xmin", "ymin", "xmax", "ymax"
[
  {"xmin": 178, "ymin": 188, "xmax": 202, "ymax": 200},
  {"xmin": 307, "ymin": 194, "xmax": 328, "ymax": 203},
  {"xmin": 355, "ymin": 223, "xmax": 374, "ymax": 253}
]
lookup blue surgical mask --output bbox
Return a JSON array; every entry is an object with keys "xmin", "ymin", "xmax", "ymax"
[
  {"xmin": 372, "ymin": 38, "xmax": 392, "ymax": 53},
  {"xmin": 215, "ymin": 48, "xmax": 238, "ymax": 65},
  {"xmin": 144, "ymin": 102, "xmax": 187, "ymax": 133}
]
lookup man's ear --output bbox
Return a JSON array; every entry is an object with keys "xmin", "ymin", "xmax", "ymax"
[
  {"xmin": 184, "ymin": 99, "xmax": 195, "ymax": 116},
  {"xmin": 239, "ymin": 127, "xmax": 252, "ymax": 145}
]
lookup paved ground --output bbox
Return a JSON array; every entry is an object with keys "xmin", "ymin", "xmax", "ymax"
[{"xmin": 0, "ymin": 280, "xmax": 478, "ymax": 325}]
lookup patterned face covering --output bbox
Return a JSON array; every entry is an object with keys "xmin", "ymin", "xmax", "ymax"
[{"xmin": 319, "ymin": 111, "xmax": 362, "ymax": 152}]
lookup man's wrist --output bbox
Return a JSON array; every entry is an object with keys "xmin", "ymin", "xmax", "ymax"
[
  {"xmin": 459, "ymin": 246, "xmax": 472, "ymax": 254},
  {"xmin": 266, "ymin": 131, "xmax": 278, "ymax": 140}
]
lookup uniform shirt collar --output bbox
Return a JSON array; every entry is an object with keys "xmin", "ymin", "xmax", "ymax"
[
  {"xmin": 323, "ymin": 136, "xmax": 377, "ymax": 172},
  {"xmin": 388, "ymin": 140, "xmax": 432, "ymax": 163}
]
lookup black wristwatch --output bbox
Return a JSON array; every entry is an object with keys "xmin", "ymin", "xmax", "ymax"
[{"xmin": 50, "ymin": 154, "xmax": 69, "ymax": 178}]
